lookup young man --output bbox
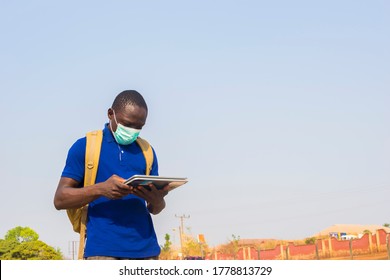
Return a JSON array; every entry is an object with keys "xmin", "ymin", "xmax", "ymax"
[{"xmin": 54, "ymin": 90, "xmax": 167, "ymax": 259}]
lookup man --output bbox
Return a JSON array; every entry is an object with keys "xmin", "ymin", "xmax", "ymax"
[{"xmin": 54, "ymin": 90, "xmax": 167, "ymax": 259}]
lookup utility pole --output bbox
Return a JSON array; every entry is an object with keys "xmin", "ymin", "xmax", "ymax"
[
  {"xmin": 68, "ymin": 241, "xmax": 78, "ymax": 260},
  {"xmin": 175, "ymin": 214, "xmax": 190, "ymax": 259}
]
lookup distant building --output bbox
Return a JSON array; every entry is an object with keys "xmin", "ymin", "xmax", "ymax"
[
  {"xmin": 340, "ymin": 234, "xmax": 357, "ymax": 240},
  {"xmin": 314, "ymin": 224, "xmax": 390, "ymax": 239}
]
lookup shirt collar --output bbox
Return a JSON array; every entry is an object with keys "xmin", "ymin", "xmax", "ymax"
[{"xmin": 103, "ymin": 123, "xmax": 116, "ymax": 143}]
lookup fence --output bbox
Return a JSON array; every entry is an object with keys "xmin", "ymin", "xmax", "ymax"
[{"xmin": 207, "ymin": 229, "xmax": 390, "ymax": 260}]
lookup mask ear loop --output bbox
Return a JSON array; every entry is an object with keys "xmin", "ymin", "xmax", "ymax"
[
  {"xmin": 109, "ymin": 108, "xmax": 123, "ymax": 161},
  {"xmin": 112, "ymin": 109, "xmax": 119, "ymax": 125},
  {"xmin": 109, "ymin": 109, "xmax": 116, "ymax": 134}
]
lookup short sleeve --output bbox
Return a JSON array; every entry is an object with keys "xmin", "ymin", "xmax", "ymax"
[
  {"xmin": 61, "ymin": 137, "xmax": 86, "ymax": 183},
  {"xmin": 150, "ymin": 147, "xmax": 159, "ymax": 176}
]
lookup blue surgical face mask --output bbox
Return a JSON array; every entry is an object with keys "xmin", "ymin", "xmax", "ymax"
[{"xmin": 110, "ymin": 110, "xmax": 141, "ymax": 145}]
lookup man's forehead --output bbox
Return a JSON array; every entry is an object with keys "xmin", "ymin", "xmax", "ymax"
[{"xmin": 117, "ymin": 104, "xmax": 147, "ymax": 118}]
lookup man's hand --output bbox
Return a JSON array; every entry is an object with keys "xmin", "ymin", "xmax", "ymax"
[
  {"xmin": 99, "ymin": 175, "xmax": 134, "ymax": 200},
  {"xmin": 132, "ymin": 184, "xmax": 168, "ymax": 214}
]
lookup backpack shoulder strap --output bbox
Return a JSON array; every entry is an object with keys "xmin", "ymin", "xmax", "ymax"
[
  {"xmin": 136, "ymin": 137, "xmax": 154, "ymax": 175},
  {"xmin": 78, "ymin": 129, "xmax": 103, "ymax": 259},
  {"xmin": 84, "ymin": 130, "xmax": 103, "ymax": 186}
]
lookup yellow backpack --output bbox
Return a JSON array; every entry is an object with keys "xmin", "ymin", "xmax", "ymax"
[{"xmin": 66, "ymin": 130, "xmax": 154, "ymax": 259}]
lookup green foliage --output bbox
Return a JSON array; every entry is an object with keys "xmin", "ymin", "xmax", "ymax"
[
  {"xmin": 231, "ymin": 234, "xmax": 241, "ymax": 259},
  {"xmin": 5, "ymin": 226, "xmax": 39, "ymax": 243},
  {"xmin": 231, "ymin": 234, "xmax": 240, "ymax": 241},
  {"xmin": 305, "ymin": 237, "xmax": 316, "ymax": 245},
  {"xmin": 181, "ymin": 234, "xmax": 209, "ymax": 259},
  {"xmin": 0, "ymin": 226, "xmax": 63, "ymax": 260},
  {"xmin": 1, "ymin": 240, "xmax": 62, "ymax": 260},
  {"xmin": 159, "ymin": 234, "xmax": 173, "ymax": 259},
  {"xmin": 383, "ymin": 223, "xmax": 390, "ymax": 228},
  {"xmin": 161, "ymin": 234, "xmax": 172, "ymax": 252},
  {"xmin": 183, "ymin": 237, "xmax": 201, "ymax": 257},
  {"xmin": 0, "ymin": 239, "xmax": 19, "ymax": 257}
]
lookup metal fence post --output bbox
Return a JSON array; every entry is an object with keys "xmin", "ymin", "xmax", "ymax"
[
  {"xmin": 349, "ymin": 239, "xmax": 353, "ymax": 260},
  {"xmin": 285, "ymin": 245, "xmax": 289, "ymax": 260}
]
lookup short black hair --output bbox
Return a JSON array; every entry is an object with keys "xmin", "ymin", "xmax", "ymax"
[{"xmin": 111, "ymin": 90, "xmax": 148, "ymax": 112}]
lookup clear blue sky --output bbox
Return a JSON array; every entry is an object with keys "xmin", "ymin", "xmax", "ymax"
[{"xmin": 0, "ymin": 0, "xmax": 389, "ymax": 259}]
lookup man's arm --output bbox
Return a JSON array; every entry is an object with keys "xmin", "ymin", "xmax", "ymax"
[{"xmin": 53, "ymin": 175, "xmax": 134, "ymax": 210}]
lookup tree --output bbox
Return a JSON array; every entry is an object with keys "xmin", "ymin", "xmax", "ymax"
[
  {"xmin": 182, "ymin": 237, "xmax": 201, "ymax": 257},
  {"xmin": 383, "ymin": 223, "xmax": 390, "ymax": 228},
  {"xmin": 0, "ymin": 226, "xmax": 63, "ymax": 260},
  {"xmin": 5, "ymin": 226, "xmax": 39, "ymax": 243},
  {"xmin": 305, "ymin": 237, "xmax": 316, "ymax": 245},
  {"xmin": 219, "ymin": 234, "xmax": 240, "ymax": 260},
  {"xmin": 178, "ymin": 234, "xmax": 210, "ymax": 259},
  {"xmin": 231, "ymin": 234, "xmax": 241, "ymax": 259},
  {"xmin": 219, "ymin": 234, "xmax": 241, "ymax": 260},
  {"xmin": 159, "ymin": 234, "xmax": 172, "ymax": 260},
  {"xmin": 1, "ymin": 240, "xmax": 62, "ymax": 260}
]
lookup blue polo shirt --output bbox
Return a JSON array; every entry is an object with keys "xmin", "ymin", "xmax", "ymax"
[{"xmin": 61, "ymin": 124, "xmax": 160, "ymax": 258}]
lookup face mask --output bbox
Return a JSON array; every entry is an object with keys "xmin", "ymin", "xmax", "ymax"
[{"xmin": 110, "ymin": 110, "xmax": 141, "ymax": 145}]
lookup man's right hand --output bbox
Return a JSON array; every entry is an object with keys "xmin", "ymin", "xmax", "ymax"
[{"xmin": 99, "ymin": 175, "xmax": 134, "ymax": 200}]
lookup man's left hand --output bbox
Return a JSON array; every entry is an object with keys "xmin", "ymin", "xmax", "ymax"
[{"xmin": 132, "ymin": 184, "xmax": 168, "ymax": 214}]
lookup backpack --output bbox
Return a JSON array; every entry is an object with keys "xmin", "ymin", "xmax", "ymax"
[{"xmin": 66, "ymin": 130, "xmax": 154, "ymax": 259}]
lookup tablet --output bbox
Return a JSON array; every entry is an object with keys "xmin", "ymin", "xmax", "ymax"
[{"xmin": 124, "ymin": 175, "xmax": 188, "ymax": 191}]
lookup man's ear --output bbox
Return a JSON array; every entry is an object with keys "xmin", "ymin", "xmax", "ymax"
[{"xmin": 107, "ymin": 108, "xmax": 114, "ymax": 120}]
